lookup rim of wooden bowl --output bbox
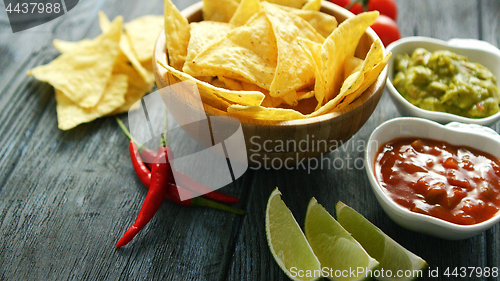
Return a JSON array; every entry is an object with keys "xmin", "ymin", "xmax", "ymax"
[{"xmin": 153, "ymin": 1, "xmax": 388, "ymax": 128}]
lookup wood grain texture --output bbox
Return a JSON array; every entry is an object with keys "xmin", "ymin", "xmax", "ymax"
[{"xmin": 1, "ymin": 0, "xmax": 499, "ymax": 280}]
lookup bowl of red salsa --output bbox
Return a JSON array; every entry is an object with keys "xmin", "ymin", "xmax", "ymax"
[{"xmin": 365, "ymin": 117, "xmax": 500, "ymax": 240}]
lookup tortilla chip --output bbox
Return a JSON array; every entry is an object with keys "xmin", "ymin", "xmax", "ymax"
[
  {"xmin": 111, "ymin": 55, "xmax": 154, "ymax": 114},
  {"xmin": 337, "ymin": 43, "xmax": 391, "ymax": 109},
  {"xmin": 265, "ymin": 0, "xmax": 307, "ymax": 9},
  {"xmin": 56, "ymin": 74, "xmax": 128, "ymax": 130},
  {"xmin": 228, "ymin": 104, "xmax": 306, "ymax": 120},
  {"xmin": 310, "ymin": 40, "xmax": 390, "ymax": 116},
  {"xmin": 314, "ymin": 11, "xmax": 378, "ymax": 108},
  {"xmin": 297, "ymin": 89, "xmax": 315, "ymax": 100},
  {"xmin": 183, "ymin": 12, "xmax": 277, "ymax": 91},
  {"xmin": 344, "ymin": 56, "xmax": 364, "ymax": 77},
  {"xmin": 218, "ymin": 76, "xmax": 244, "ymax": 91},
  {"xmin": 279, "ymin": 5, "xmax": 338, "ymax": 38},
  {"xmin": 158, "ymin": 60, "xmax": 265, "ymax": 106},
  {"xmin": 29, "ymin": 17, "xmax": 122, "ymax": 108},
  {"xmin": 52, "ymin": 38, "xmax": 92, "ymax": 52},
  {"xmin": 125, "ymin": 15, "xmax": 164, "ymax": 62},
  {"xmin": 298, "ymin": 37, "xmax": 323, "ymax": 100},
  {"xmin": 185, "ymin": 21, "xmax": 233, "ymax": 64},
  {"xmin": 229, "ymin": 0, "xmax": 262, "ymax": 26},
  {"xmin": 302, "ymin": 0, "xmax": 322, "ymax": 11},
  {"xmin": 203, "ymin": 0, "xmax": 240, "ymax": 22},
  {"xmin": 164, "ymin": 0, "xmax": 190, "ymax": 70},
  {"xmin": 262, "ymin": 2, "xmax": 323, "ymax": 104},
  {"xmin": 99, "ymin": 12, "xmax": 154, "ymax": 85}
]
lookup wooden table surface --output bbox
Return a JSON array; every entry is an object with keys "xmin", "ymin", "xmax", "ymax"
[{"xmin": 1, "ymin": 0, "xmax": 500, "ymax": 280}]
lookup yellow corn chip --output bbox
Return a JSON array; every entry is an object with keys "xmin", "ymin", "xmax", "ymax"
[
  {"xmin": 99, "ymin": 12, "xmax": 154, "ymax": 85},
  {"xmin": 52, "ymin": 38, "xmax": 92, "ymax": 52},
  {"xmin": 298, "ymin": 37, "xmax": 323, "ymax": 99},
  {"xmin": 185, "ymin": 21, "xmax": 233, "ymax": 63},
  {"xmin": 218, "ymin": 76, "xmax": 244, "ymax": 91},
  {"xmin": 261, "ymin": 94, "xmax": 284, "ymax": 108},
  {"xmin": 183, "ymin": 12, "xmax": 277, "ymax": 91},
  {"xmin": 336, "ymin": 44, "xmax": 391, "ymax": 109},
  {"xmin": 302, "ymin": 0, "xmax": 322, "ymax": 11},
  {"xmin": 279, "ymin": 5, "xmax": 338, "ymax": 37},
  {"xmin": 310, "ymin": 40, "xmax": 390, "ymax": 116},
  {"xmin": 164, "ymin": 0, "xmax": 190, "ymax": 70},
  {"xmin": 344, "ymin": 56, "xmax": 364, "ymax": 77},
  {"xmin": 158, "ymin": 60, "xmax": 265, "ymax": 106},
  {"xmin": 124, "ymin": 15, "xmax": 164, "ymax": 62},
  {"xmin": 262, "ymin": 2, "xmax": 323, "ymax": 104},
  {"xmin": 314, "ymin": 11, "xmax": 378, "ymax": 108},
  {"xmin": 297, "ymin": 89, "xmax": 315, "ymax": 100},
  {"xmin": 203, "ymin": 0, "xmax": 240, "ymax": 22},
  {"xmin": 111, "ymin": 54, "xmax": 154, "ymax": 114},
  {"xmin": 56, "ymin": 74, "xmax": 128, "ymax": 130},
  {"xmin": 29, "ymin": 17, "xmax": 122, "ymax": 108},
  {"xmin": 265, "ymin": 0, "xmax": 307, "ymax": 9},
  {"xmin": 229, "ymin": 0, "xmax": 261, "ymax": 26},
  {"xmin": 228, "ymin": 104, "xmax": 306, "ymax": 120}
]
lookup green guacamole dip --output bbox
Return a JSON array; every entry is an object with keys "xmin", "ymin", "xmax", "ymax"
[{"xmin": 393, "ymin": 48, "xmax": 500, "ymax": 118}]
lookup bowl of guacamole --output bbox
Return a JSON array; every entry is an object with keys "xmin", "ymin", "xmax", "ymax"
[{"xmin": 386, "ymin": 36, "xmax": 500, "ymax": 126}]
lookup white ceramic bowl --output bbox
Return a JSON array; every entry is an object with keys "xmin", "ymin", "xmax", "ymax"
[
  {"xmin": 385, "ymin": 36, "xmax": 500, "ymax": 127},
  {"xmin": 365, "ymin": 117, "xmax": 500, "ymax": 240}
]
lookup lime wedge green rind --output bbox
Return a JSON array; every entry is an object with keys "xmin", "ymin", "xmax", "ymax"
[
  {"xmin": 335, "ymin": 201, "xmax": 428, "ymax": 281},
  {"xmin": 266, "ymin": 188, "xmax": 321, "ymax": 281},
  {"xmin": 305, "ymin": 198, "xmax": 379, "ymax": 281}
]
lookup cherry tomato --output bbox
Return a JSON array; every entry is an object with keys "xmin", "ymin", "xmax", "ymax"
[
  {"xmin": 371, "ymin": 14, "xmax": 401, "ymax": 47},
  {"xmin": 367, "ymin": 0, "xmax": 398, "ymax": 21},
  {"xmin": 328, "ymin": 0, "xmax": 351, "ymax": 8},
  {"xmin": 349, "ymin": 2, "xmax": 365, "ymax": 14}
]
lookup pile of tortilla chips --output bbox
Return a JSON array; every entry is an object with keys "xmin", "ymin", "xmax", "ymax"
[
  {"xmin": 28, "ymin": 12, "xmax": 164, "ymax": 130},
  {"xmin": 161, "ymin": 0, "xmax": 391, "ymax": 121}
]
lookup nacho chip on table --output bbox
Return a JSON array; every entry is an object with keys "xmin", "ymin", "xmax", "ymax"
[
  {"xmin": 111, "ymin": 54, "xmax": 154, "ymax": 114},
  {"xmin": 124, "ymin": 15, "xmax": 164, "ymax": 63},
  {"xmin": 56, "ymin": 74, "xmax": 128, "ymax": 130},
  {"xmin": 52, "ymin": 38, "xmax": 92, "ymax": 52},
  {"xmin": 99, "ymin": 12, "xmax": 154, "ymax": 85},
  {"xmin": 28, "ymin": 16, "xmax": 122, "ymax": 108}
]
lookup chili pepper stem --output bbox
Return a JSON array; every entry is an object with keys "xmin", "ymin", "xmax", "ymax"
[
  {"xmin": 116, "ymin": 117, "xmax": 153, "ymax": 153},
  {"xmin": 190, "ymin": 197, "xmax": 246, "ymax": 215}
]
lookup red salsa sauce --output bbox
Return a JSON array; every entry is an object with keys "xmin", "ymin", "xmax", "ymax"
[{"xmin": 375, "ymin": 137, "xmax": 500, "ymax": 225}]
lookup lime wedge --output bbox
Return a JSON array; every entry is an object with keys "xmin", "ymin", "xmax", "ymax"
[
  {"xmin": 305, "ymin": 198, "xmax": 379, "ymax": 281},
  {"xmin": 266, "ymin": 188, "xmax": 321, "ymax": 281},
  {"xmin": 335, "ymin": 201, "xmax": 428, "ymax": 281}
]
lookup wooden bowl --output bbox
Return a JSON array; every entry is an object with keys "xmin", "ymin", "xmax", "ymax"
[{"xmin": 153, "ymin": 1, "xmax": 388, "ymax": 166}]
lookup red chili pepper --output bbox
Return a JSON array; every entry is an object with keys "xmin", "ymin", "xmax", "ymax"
[
  {"xmin": 173, "ymin": 169, "xmax": 240, "ymax": 204},
  {"xmin": 129, "ymin": 141, "xmax": 151, "ymax": 187},
  {"xmin": 139, "ymin": 148, "xmax": 157, "ymax": 167},
  {"xmin": 118, "ymin": 117, "xmax": 240, "ymax": 203},
  {"xmin": 116, "ymin": 147, "xmax": 173, "ymax": 248},
  {"xmin": 129, "ymin": 141, "xmax": 244, "ymax": 213}
]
